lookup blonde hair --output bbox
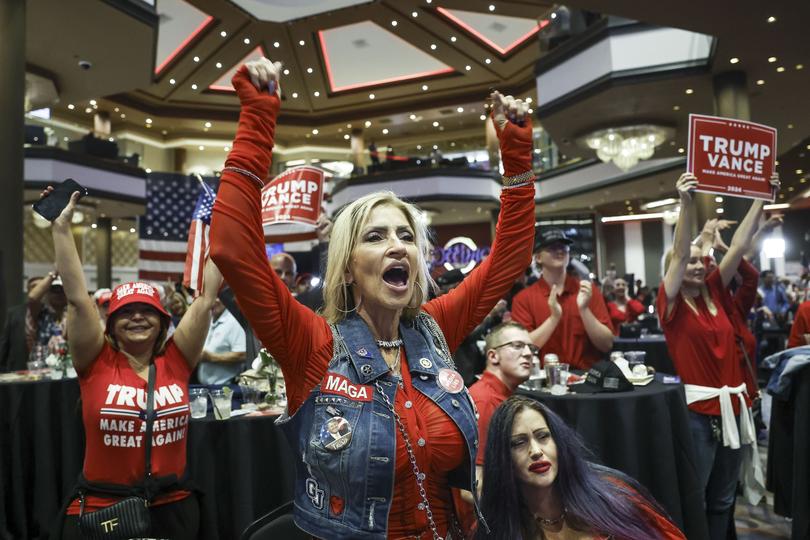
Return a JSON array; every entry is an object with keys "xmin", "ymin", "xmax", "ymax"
[
  {"xmin": 485, "ymin": 322, "xmax": 529, "ymax": 352},
  {"xmin": 663, "ymin": 248, "xmax": 717, "ymax": 316},
  {"xmin": 322, "ymin": 191, "xmax": 435, "ymax": 324}
]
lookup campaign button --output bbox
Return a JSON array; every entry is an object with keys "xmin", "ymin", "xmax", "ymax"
[
  {"xmin": 437, "ymin": 368, "xmax": 464, "ymax": 394},
  {"xmin": 320, "ymin": 416, "xmax": 353, "ymax": 451},
  {"xmin": 419, "ymin": 358, "xmax": 433, "ymax": 369}
]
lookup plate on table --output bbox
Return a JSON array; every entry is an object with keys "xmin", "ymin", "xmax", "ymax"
[{"xmin": 627, "ymin": 374, "xmax": 654, "ymax": 386}]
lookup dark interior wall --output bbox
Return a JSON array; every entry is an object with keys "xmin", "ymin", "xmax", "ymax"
[
  {"xmin": 781, "ymin": 209, "xmax": 810, "ymax": 263},
  {"xmin": 602, "ymin": 223, "xmax": 625, "ymax": 277},
  {"xmin": 642, "ymin": 220, "xmax": 665, "ymax": 287}
]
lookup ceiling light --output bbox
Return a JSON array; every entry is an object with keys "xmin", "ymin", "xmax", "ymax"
[
  {"xmin": 130, "ymin": 227, "xmax": 136, "ymax": 233},
  {"xmin": 432, "ymin": 145, "xmax": 438, "ymax": 150},
  {"xmin": 312, "ymin": 129, "xmax": 319, "ymax": 135},
  {"xmin": 111, "ymin": 225, "xmax": 118, "ymax": 231},
  {"xmin": 313, "ymin": 91, "xmax": 320, "ymax": 97},
  {"xmin": 169, "ymin": 78, "xmax": 176, "ymax": 85},
  {"xmin": 391, "ymin": 20, "xmax": 398, "ymax": 27},
  {"xmin": 346, "ymin": 123, "xmax": 352, "ymax": 128},
  {"xmin": 430, "ymin": 43, "xmax": 437, "ymax": 50},
  {"xmin": 642, "ymin": 197, "xmax": 678, "ymax": 210},
  {"xmin": 465, "ymin": 65, "xmax": 471, "ymax": 71},
  {"xmin": 777, "ymin": 66, "xmax": 785, "ymax": 72},
  {"xmin": 432, "ymin": 121, "xmax": 439, "ymax": 127},
  {"xmin": 714, "ymin": 196, "xmax": 724, "ymax": 203},
  {"xmin": 343, "ymin": 134, "xmax": 350, "ymax": 140},
  {"xmin": 803, "ymin": 178, "xmax": 808, "ymax": 184},
  {"xmin": 364, "ymin": 120, "xmax": 372, "ymax": 128},
  {"xmin": 729, "ymin": 57, "xmax": 739, "ymax": 64},
  {"xmin": 425, "ymin": 0, "xmax": 431, "ymax": 3},
  {"xmin": 67, "ymin": 104, "xmax": 75, "ymax": 110},
  {"xmin": 767, "ymin": 16, "xmax": 776, "ymax": 23},
  {"xmin": 382, "ymin": 128, "xmax": 389, "ymax": 134},
  {"xmin": 678, "ymin": 147, "xmax": 685, "ymax": 153},
  {"xmin": 673, "ymin": 105, "xmax": 680, "ymax": 110},
  {"xmin": 145, "ymin": 118, "xmax": 152, "ymax": 124},
  {"xmin": 299, "ymin": 40, "xmax": 305, "ymax": 46},
  {"xmin": 216, "ymin": 62, "xmax": 222, "ymax": 68},
  {"xmin": 220, "ymin": 31, "xmax": 227, "ymax": 38},
  {"xmin": 421, "ymin": 84, "xmax": 428, "ymax": 91},
  {"xmin": 457, "ymin": 107, "xmax": 464, "ymax": 113},
  {"xmin": 451, "ymin": 36, "xmax": 457, "ymax": 42},
  {"xmin": 797, "ymin": 169, "xmax": 804, "ymax": 174},
  {"xmin": 273, "ymin": 41, "xmax": 280, "ymax": 48},
  {"xmin": 485, "ymin": 58, "xmax": 491, "ymax": 64},
  {"xmin": 291, "ymin": 92, "xmax": 298, "ymax": 98},
  {"xmin": 89, "ymin": 99, "xmax": 97, "ymax": 106},
  {"xmin": 283, "ymin": 68, "xmax": 290, "ymax": 75},
  {"xmin": 191, "ymin": 83, "xmax": 198, "ymax": 90},
  {"xmin": 204, "ymin": 121, "xmax": 212, "ymax": 128},
  {"xmin": 108, "ymin": 137, "xmax": 114, "ymax": 142},
  {"xmin": 120, "ymin": 113, "xmax": 126, "ymax": 118},
  {"xmin": 716, "ymin": 208, "xmax": 724, "ymax": 214},
  {"xmin": 601, "ymin": 212, "xmax": 670, "ymax": 223},
  {"xmin": 91, "ymin": 224, "xmax": 97, "ymax": 229},
  {"xmin": 488, "ymin": 4, "xmax": 495, "ymax": 11},
  {"xmin": 685, "ymin": 88, "xmax": 694, "ymax": 94},
  {"xmin": 417, "ymin": 144, "xmax": 422, "ymax": 150},
  {"xmin": 528, "ymin": 108, "xmax": 533, "ymax": 114},
  {"xmin": 193, "ymin": 56, "xmax": 200, "ymax": 62},
  {"xmin": 757, "ymin": 79, "xmax": 765, "ymax": 85},
  {"xmin": 369, "ymin": 93, "xmax": 375, "ymax": 100},
  {"xmin": 768, "ymin": 56, "xmax": 777, "ymax": 63},
  {"xmin": 409, "ymin": 114, "xmax": 417, "ymax": 120},
  {"xmin": 797, "ymin": 64, "xmax": 804, "ymax": 70},
  {"xmin": 243, "ymin": 38, "xmax": 250, "ymax": 45},
  {"xmin": 199, "ymin": 145, "xmax": 204, "ymax": 150},
  {"xmin": 788, "ymin": 124, "xmax": 794, "ymax": 129},
  {"xmin": 583, "ymin": 125, "xmax": 673, "ymax": 171},
  {"xmin": 114, "ymin": 107, "xmax": 119, "ymax": 112},
  {"xmin": 412, "ymin": 11, "xmax": 418, "ymax": 17},
  {"xmin": 307, "ymin": 67, "xmax": 313, "ymax": 74},
  {"xmin": 480, "ymin": 114, "xmax": 486, "ymax": 121},
  {"xmin": 525, "ymin": 97, "xmax": 533, "ymax": 103}
]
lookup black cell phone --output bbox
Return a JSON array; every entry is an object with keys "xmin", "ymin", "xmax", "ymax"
[{"xmin": 32, "ymin": 178, "xmax": 88, "ymax": 222}]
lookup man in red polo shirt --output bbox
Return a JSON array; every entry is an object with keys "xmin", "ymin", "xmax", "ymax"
[{"xmin": 511, "ymin": 228, "xmax": 613, "ymax": 370}]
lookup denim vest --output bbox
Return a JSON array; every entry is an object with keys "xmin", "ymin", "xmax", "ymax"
[{"xmin": 277, "ymin": 312, "xmax": 485, "ymax": 539}]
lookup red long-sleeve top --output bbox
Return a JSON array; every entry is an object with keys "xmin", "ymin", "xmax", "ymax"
[{"xmin": 210, "ymin": 67, "xmax": 536, "ymax": 537}]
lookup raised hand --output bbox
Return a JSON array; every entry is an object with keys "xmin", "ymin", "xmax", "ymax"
[
  {"xmin": 490, "ymin": 91, "xmax": 530, "ymax": 132},
  {"xmin": 489, "ymin": 90, "xmax": 533, "ymax": 179},
  {"xmin": 676, "ymin": 173, "xmax": 699, "ymax": 202},
  {"xmin": 39, "ymin": 186, "xmax": 80, "ymax": 232},
  {"xmin": 232, "ymin": 57, "xmax": 282, "ymax": 104}
]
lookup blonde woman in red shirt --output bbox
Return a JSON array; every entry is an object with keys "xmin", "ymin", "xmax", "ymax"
[
  {"xmin": 42, "ymin": 187, "xmax": 222, "ymax": 540},
  {"xmin": 606, "ymin": 278, "xmax": 645, "ymax": 335}
]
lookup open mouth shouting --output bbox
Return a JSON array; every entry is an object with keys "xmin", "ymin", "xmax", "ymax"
[{"xmin": 382, "ymin": 263, "xmax": 410, "ymax": 294}]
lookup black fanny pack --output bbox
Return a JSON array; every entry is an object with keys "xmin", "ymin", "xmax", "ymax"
[{"xmin": 78, "ymin": 363, "xmax": 157, "ymax": 539}]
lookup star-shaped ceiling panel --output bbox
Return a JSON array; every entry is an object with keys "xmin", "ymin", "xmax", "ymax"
[
  {"xmin": 154, "ymin": 0, "xmax": 213, "ymax": 74},
  {"xmin": 318, "ymin": 21, "xmax": 455, "ymax": 93},
  {"xmin": 209, "ymin": 46, "xmax": 267, "ymax": 91},
  {"xmin": 436, "ymin": 8, "xmax": 543, "ymax": 55}
]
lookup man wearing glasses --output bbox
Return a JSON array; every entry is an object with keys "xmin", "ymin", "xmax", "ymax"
[{"xmin": 511, "ymin": 228, "xmax": 614, "ymax": 370}]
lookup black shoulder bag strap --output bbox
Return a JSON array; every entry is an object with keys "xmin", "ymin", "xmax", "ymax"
[{"xmin": 143, "ymin": 362, "xmax": 157, "ymax": 500}]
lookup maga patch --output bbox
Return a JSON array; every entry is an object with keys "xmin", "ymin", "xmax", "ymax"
[{"xmin": 321, "ymin": 373, "xmax": 373, "ymax": 402}]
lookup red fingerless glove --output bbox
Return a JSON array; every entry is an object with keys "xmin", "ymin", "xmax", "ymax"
[
  {"xmin": 224, "ymin": 65, "xmax": 281, "ymax": 185},
  {"xmin": 491, "ymin": 114, "xmax": 534, "ymax": 179}
]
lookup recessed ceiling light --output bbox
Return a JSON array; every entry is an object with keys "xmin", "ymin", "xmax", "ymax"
[
  {"xmin": 162, "ymin": 130, "xmax": 168, "ymax": 135},
  {"xmin": 169, "ymin": 78, "xmax": 176, "ymax": 85},
  {"xmin": 457, "ymin": 107, "xmax": 464, "ymax": 113},
  {"xmin": 802, "ymin": 178, "xmax": 808, "ymax": 184},
  {"xmin": 191, "ymin": 83, "xmax": 198, "ymax": 90},
  {"xmin": 307, "ymin": 67, "xmax": 313, "ymax": 74},
  {"xmin": 111, "ymin": 225, "xmax": 118, "ymax": 231},
  {"xmin": 129, "ymin": 227, "xmax": 136, "ymax": 233},
  {"xmin": 767, "ymin": 16, "xmax": 776, "ymax": 23},
  {"xmin": 391, "ymin": 20, "xmax": 397, "ymax": 27},
  {"xmin": 421, "ymin": 84, "xmax": 428, "ymax": 91},
  {"xmin": 430, "ymin": 43, "xmax": 437, "ymax": 50},
  {"xmin": 204, "ymin": 121, "xmax": 212, "ymax": 128},
  {"xmin": 291, "ymin": 92, "xmax": 298, "ymax": 98},
  {"xmin": 465, "ymin": 65, "xmax": 471, "ymax": 71},
  {"xmin": 145, "ymin": 118, "xmax": 152, "ymax": 124},
  {"xmin": 199, "ymin": 145, "xmax": 205, "ymax": 150},
  {"xmin": 485, "ymin": 58, "xmax": 491, "ymax": 64},
  {"xmin": 797, "ymin": 169, "xmax": 804, "ymax": 174},
  {"xmin": 364, "ymin": 120, "xmax": 372, "ymax": 128},
  {"xmin": 432, "ymin": 121, "xmax": 439, "ymax": 127},
  {"xmin": 716, "ymin": 208, "xmax": 724, "ymax": 214},
  {"xmin": 715, "ymin": 196, "xmax": 724, "ymax": 203},
  {"xmin": 777, "ymin": 66, "xmax": 785, "ymax": 72},
  {"xmin": 757, "ymin": 79, "xmax": 765, "ymax": 85},
  {"xmin": 425, "ymin": 0, "xmax": 431, "ymax": 3},
  {"xmin": 193, "ymin": 56, "xmax": 200, "ymax": 62},
  {"xmin": 312, "ymin": 129, "xmax": 319, "ymax": 135},
  {"xmin": 273, "ymin": 41, "xmax": 280, "ymax": 48},
  {"xmin": 220, "ymin": 31, "xmax": 227, "ymax": 38},
  {"xmin": 528, "ymin": 108, "xmax": 533, "ymax": 114},
  {"xmin": 299, "ymin": 40, "xmax": 305, "ymax": 46},
  {"xmin": 412, "ymin": 11, "xmax": 418, "ymax": 17},
  {"xmin": 525, "ymin": 97, "xmax": 533, "ymax": 103},
  {"xmin": 280, "ymin": 69, "xmax": 288, "ymax": 75},
  {"xmin": 382, "ymin": 128, "xmax": 389, "ymax": 134},
  {"xmin": 243, "ymin": 38, "xmax": 250, "ymax": 45},
  {"xmin": 346, "ymin": 123, "xmax": 352, "ymax": 128},
  {"xmin": 67, "ymin": 104, "xmax": 75, "ymax": 110},
  {"xmin": 768, "ymin": 56, "xmax": 777, "ymax": 63},
  {"xmin": 343, "ymin": 134, "xmax": 350, "ymax": 140},
  {"xmin": 433, "ymin": 145, "xmax": 438, "ymax": 150},
  {"xmin": 797, "ymin": 64, "xmax": 804, "ymax": 70},
  {"xmin": 450, "ymin": 142, "xmax": 456, "ymax": 147},
  {"xmin": 480, "ymin": 114, "xmax": 486, "ymax": 121},
  {"xmin": 313, "ymin": 91, "xmax": 320, "ymax": 97},
  {"xmin": 678, "ymin": 148, "xmax": 685, "ymax": 153},
  {"xmin": 409, "ymin": 114, "xmax": 417, "ymax": 120},
  {"xmin": 89, "ymin": 99, "xmax": 97, "ymax": 106},
  {"xmin": 120, "ymin": 113, "xmax": 126, "ymax": 119},
  {"xmin": 84, "ymin": 107, "xmax": 92, "ymax": 114},
  {"xmin": 216, "ymin": 62, "xmax": 222, "ymax": 69},
  {"xmin": 417, "ymin": 144, "xmax": 422, "ymax": 150},
  {"xmin": 729, "ymin": 57, "xmax": 739, "ymax": 64},
  {"xmin": 788, "ymin": 124, "xmax": 794, "ymax": 129},
  {"xmin": 685, "ymin": 88, "xmax": 694, "ymax": 94},
  {"xmin": 673, "ymin": 105, "xmax": 680, "ymax": 110},
  {"xmin": 488, "ymin": 4, "xmax": 495, "ymax": 11},
  {"xmin": 369, "ymin": 93, "xmax": 375, "ymax": 100}
]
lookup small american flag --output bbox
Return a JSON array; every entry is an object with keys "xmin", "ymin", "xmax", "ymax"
[
  {"xmin": 183, "ymin": 179, "xmax": 216, "ymax": 291},
  {"xmin": 138, "ymin": 173, "xmax": 216, "ymax": 283}
]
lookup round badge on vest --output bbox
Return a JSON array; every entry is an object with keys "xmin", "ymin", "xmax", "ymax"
[
  {"xmin": 437, "ymin": 368, "xmax": 464, "ymax": 394},
  {"xmin": 319, "ymin": 416, "xmax": 353, "ymax": 451},
  {"xmin": 419, "ymin": 358, "xmax": 433, "ymax": 369}
]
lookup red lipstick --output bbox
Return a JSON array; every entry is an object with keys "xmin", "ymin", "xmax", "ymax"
[{"xmin": 529, "ymin": 461, "xmax": 551, "ymax": 474}]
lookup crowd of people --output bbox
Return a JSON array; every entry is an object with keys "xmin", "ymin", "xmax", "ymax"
[{"xmin": 4, "ymin": 55, "xmax": 808, "ymax": 540}]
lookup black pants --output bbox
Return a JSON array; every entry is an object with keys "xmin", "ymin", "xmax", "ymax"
[{"xmin": 61, "ymin": 493, "xmax": 199, "ymax": 540}]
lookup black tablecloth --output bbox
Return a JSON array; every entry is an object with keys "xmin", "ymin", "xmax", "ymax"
[
  {"xmin": 0, "ymin": 378, "xmax": 295, "ymax": 540},
  {"xmin": 767, "ymin": 365, "xmax": 810, "ymax": 540},
  {"xmin": 612, "ymin": 335, "xmax": 675, "ymax": 374},
  {"xmin": 518, "ymin": 379, "xmax": 709, "ymax": 540}
]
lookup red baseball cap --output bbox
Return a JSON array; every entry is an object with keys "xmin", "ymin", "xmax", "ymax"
[{"xmin": 107, "ymin": 282, "xmax": 170, "ymax": 321}]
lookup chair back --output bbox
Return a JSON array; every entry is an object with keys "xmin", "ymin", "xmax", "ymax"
[{"xmin": 240, "ymin": 500, "xmax": 309, "ymax": 540}]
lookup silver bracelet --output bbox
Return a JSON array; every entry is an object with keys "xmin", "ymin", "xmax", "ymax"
[
  {"xmin": 502, "ymin": 180, "xmax": 534, "ymax": 190},
  {"xmin": 501, "ymin": 170, "xmax": 535, "ymax": 186},
  {"xmin": 222, "ymin": 166, "xmax": 264, "ymax": 188}
]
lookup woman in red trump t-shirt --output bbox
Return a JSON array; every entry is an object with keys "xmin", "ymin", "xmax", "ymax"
[
  {"xmin": 606, "ymin": 277, "xmax": 646, "ymax": 335},
  {"xmin": 658, "ymin": 172, "xmax": 779, "ymax": 539},
  {"xmin": 43, "ymin": 186, "xmax": 222, "ymax": 540}
]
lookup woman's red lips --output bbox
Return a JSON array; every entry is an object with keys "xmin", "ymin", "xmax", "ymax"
[{"xmin": 529, "ymin": 461, "xmax": 551, "ymax": 474}]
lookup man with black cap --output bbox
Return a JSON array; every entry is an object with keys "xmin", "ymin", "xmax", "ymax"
[{"xmin": 511, "ymin": 228, "xmax": 613, "ymax": 370}]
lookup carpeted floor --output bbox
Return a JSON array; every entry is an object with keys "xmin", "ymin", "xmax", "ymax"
[{"xmin": 734, "ymin": 491, "xmax": 791, "ymax": 539}]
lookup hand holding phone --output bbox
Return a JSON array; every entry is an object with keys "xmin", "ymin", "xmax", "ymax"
[{"xmin": 33, "ymin": 178, "xmax": 88, "ymax": 223}]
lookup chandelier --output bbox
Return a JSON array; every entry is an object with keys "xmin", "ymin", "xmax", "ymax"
[{"xmin": 583, "ymin": 125, "xmax": 673, "ymax": 171}]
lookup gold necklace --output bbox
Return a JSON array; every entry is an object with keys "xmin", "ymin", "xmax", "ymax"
[{"xmin": 535, "ymin": 506, "xmax": 567, "ymax": 527}]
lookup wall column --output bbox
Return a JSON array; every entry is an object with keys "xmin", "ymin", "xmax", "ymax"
[
  {"xmin": 95, "ymin": 217, "xmax": 112, "ymax": 289},
  {"xmin": 0, "ymin": 0, "xmax": 26, "ymax": 324}
]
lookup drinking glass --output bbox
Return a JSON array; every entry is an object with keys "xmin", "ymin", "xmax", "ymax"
[
  {"xmin": 549, "ymin": 363, "xmax": 570, "ymax": 388},
  {"xmin": 189, "ymin": 388, "xmax": 208, "ymax": 419},
  {"xmin": 210, "ymin": 389, "xmax": 231, "ymax": 420}
]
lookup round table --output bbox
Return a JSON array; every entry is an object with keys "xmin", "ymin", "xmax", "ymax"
[
  {"xmin": 518, "ymin": 378, "xmax": 709, "ymax": 540},
  {"xmin": 0, "ymin": 377, "xmax": 295, "ymax": 540},
  {"xmin": 612, "ymin": 335, "xmax": 675, "ymax": 374}
]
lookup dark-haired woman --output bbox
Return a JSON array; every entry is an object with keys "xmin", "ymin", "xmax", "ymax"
[
  {"xmin": 476, "ymin": 396, "xmax": 685, "ymax": 539},
  {"xmin": 43, "ymin": 187, "xmax": 222, "ymax": 540}
]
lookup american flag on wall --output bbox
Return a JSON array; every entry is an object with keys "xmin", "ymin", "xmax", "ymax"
[{"xmin": 138, "ymin": 173, "xmax": 217, "ymax": 282}]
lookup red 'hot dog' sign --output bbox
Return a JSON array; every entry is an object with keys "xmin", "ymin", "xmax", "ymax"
[{"xmin": 687, "ymin": 114, "xmax": 777, "ymax": 202}]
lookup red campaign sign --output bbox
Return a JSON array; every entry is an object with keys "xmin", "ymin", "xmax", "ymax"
[
  {"xmin": 261, "ymin": 166, "xmax": 324, "ymax": 234},
  {"xmin": 687, "ymin": 114, "xmax": 777, "ymax": 202}
]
